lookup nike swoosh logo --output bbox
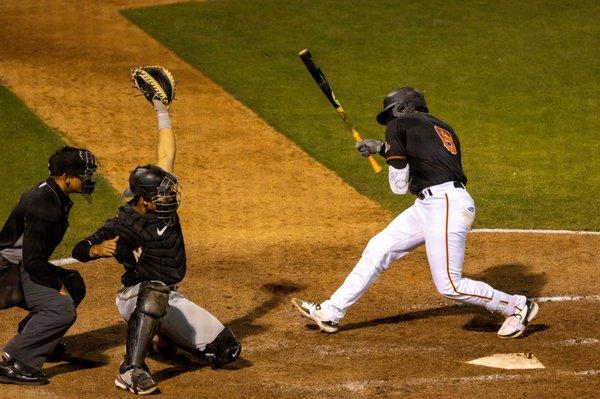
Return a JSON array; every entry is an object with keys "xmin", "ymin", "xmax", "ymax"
[{"xmin": 157, "ymin": 225, "xmax": 168, "ymax": 236}]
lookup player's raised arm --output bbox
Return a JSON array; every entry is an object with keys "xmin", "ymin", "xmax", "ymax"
[
  {"xmin": 153, "ymin": 100, "xmax": 175, "ymax": 173},
  {"xmin": 130, "ymin": 66, "xmax": 177, "ymax": 173}
]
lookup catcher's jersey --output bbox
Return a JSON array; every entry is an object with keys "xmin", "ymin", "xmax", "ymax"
[
  {"xmin": 72, "ymin": 205, "xmax": 186, "ymax": 286},
  {"xmin": 384, "ymin": 113, "xmax": 467, "ymax": 194}
]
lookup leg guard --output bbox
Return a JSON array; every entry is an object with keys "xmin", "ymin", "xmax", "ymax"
[
  {"xmin": 125, "ymin": 281, "xmax": 170, "ymax": 368},
  {"xmin": 203, "ymin": 327, "xmax": 241, "ymax": 369}
]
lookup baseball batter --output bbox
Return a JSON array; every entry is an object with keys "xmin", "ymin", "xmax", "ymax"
[
  {"xmin": 71, "ymin": 67, "xmax": 241, "ymax": 395},
  {"xmin": 292, "ymin": 87, "xmax": 539, "ymax": 339}
]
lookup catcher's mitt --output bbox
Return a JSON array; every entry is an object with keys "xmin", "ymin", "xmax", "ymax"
[{"xmin": 131, "ymin": 65, "xmax": 177, "ymax": 105}]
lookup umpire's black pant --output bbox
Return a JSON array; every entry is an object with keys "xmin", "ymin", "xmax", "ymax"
[{"xmin": 3, "ymin": 266, "xmax": 76, "ymax": 370}]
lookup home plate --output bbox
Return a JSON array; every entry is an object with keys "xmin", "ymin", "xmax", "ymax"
[{"xmin": 467, "ymin": 353, "xmax": 545, "ymax": 369}]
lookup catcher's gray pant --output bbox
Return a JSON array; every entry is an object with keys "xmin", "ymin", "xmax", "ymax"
[{"xmin": 116, "ymin": 283, "xmax": 224, "ymax": 352}]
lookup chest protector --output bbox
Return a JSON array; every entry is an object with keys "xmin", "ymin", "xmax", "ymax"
[{"xmin": 117, "ymin": 206, "xmax": 186, "ymax": 286}]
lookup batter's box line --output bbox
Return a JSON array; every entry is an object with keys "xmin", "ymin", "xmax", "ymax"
[
  {"xmin": 405, "ymin": 370, "xmax": 600, "ymax": 386},
  {"xmin": 471, "ymin": 228, "xmax": 600, "ymax": 236},
  {"xmin": 47, "ymin": 227, "xmax": 598, "ymax": 267},
  {"xmin": 533, "ymin": 295, "xmax": 600, "ymax": 302}
]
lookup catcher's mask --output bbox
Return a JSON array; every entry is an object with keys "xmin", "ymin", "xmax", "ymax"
[
  {"xmin": 376, "ymin": 87, "xmax": 429, "ymax": 125},
  {"xmin": 48, "ymin": 146, "xmax": 99, "ymax": 202},
  {"xmin": 124, "ymin": 165, "xmax": 181, "ymax": 225}
]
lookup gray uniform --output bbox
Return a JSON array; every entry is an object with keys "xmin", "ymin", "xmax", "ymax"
[{"xmin": 116, "ymin": 283, "xmax": 223, "ymax": 351}]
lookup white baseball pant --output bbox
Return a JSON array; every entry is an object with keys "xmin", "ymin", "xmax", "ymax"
[{"xmin": 321, "ymin": 182, "xmax": 526, "ymax": 322}]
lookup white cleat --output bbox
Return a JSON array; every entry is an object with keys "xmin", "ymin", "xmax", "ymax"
[
  {"xmin": 291, "ymin": 298, "xmax": 339, "ymax": 334},
  {"xmin": 498, "ymin": 299, "xmax": 539, "ymax": 339}
]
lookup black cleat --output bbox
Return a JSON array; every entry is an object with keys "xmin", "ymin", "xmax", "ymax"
[
  {"xmin": 47, "ymin": 342, "xmax": 71, "ymax": 362},
  {"xmin": 0, "ymin": 353, "xmax": 49, "ymax": 386}
]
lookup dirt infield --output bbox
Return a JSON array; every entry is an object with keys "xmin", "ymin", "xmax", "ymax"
[{"xmin": 0, "ymin": 1, "xmax": 598, "ymax": 398}]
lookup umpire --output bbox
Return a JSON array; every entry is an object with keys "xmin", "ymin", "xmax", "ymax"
[{"xmin": 0, "ymin": 146, "xmax": 98, "ymax": 385}]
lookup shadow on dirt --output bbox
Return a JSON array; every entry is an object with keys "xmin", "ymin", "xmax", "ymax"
[
  {"xmin": 471, "ymin": 262, "xmax": 547, "ymax": 298},
  {"xmin": 47, "ymin": 281, "xmax": 300, "ymax": 379},
  {"xmin": 44, "ymin": 323, "xmax": 124, "ymax": 377},
  {"xmin": 151, "ymin": 281, "xmax": 300, "ymax": 382},
  {"xmin": 336, "ymin": 304, "xmax": 475, "ymax": 332},
  {"xmin": 227, "ymin": 281, "xmax": 302, "ymax": 339},
  {"xmin": 337, "ymin": 263, "xmax": 548, "ymax": 337}
]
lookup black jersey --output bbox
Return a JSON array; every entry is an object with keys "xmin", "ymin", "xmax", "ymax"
[
  {"xmin": 384, "ymin": 113, "xmax": 467, "ymax": 194},
  {"xmin": 72, "ymin": 205, "xmax": 186, "ymax": 287},
  {"xmin": 0, "ymin": 179, "xmax": 72, "ymax": 290}
]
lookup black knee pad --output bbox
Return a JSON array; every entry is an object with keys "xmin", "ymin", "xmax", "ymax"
[
  {"xmin": 204, "ymin": 327, "xmax": 241, "ymax": 369},
  {"xmin": 136, "ymin": 281, "xmax": 170, "ymax": 317}
]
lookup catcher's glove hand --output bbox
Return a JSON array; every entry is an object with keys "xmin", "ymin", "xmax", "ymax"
[{"xmin": 130, "ymin": 65, "xmax": 177, "ymax": 105}]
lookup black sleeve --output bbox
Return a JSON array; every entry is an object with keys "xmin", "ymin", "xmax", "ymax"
[
  {"xmin": 22, "ymin": 215, "xmax": 61, "ymax": 291},
  {"xmin": 71, "ymin": 219, "xmax": 119, "ymax": 262},
  {"xmin": 384, "ymin": 120, "xmax": 408, "ymax": 169}
]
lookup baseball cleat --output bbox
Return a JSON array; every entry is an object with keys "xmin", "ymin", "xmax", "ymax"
[
  {"xmin": 115, "ymin": 363, "xmax": 158, "ymax": 395},
  {"xmin": 291, "ymin": 298, "xmax": 339, "ymax": 334},
  {"xmin": 497, "ymin": 299, "xmax": 539, "ymax": 339}
]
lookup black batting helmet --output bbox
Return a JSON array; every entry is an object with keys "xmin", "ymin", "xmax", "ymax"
[
  {"xmin": 376, "ymin": 87, "xmax": 428, "ymax": 125},
  {"xmin": 124, "ymin": 165, "xmax": 181, "ymax": 225}
]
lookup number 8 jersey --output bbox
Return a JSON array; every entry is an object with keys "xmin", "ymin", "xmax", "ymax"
[{"xmin": 384, "ymin": 113, "xmax": 468, "ymax": 194}]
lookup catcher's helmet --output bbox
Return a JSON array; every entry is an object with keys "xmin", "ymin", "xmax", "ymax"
[
  {"xmin": 124, "ymin": 165, "xmax": 181, "ymax": 225},
  {"xmin": 48, "ymin": 146, "xmax": 99, "ymax": 201},
  {"xmin": 376, "ymin": 87, "xmax": 428, "ymax": 125}
]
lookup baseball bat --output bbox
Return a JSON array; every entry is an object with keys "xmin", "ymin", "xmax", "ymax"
[{"xmin": 298, "ymin": 49, "xmax": 382, "ymax": 174}]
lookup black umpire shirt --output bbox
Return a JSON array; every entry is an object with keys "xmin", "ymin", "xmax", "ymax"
[
  {"xmin": 0, "ymin": 178, "xmax": 72, "ymax": 290},
  {"xmin": 384, "ymin": 113, "xmax": 468, "ymax": 194}
]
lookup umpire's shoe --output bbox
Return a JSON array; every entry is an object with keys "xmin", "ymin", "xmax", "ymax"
[
  {"xmin": 0, "ymin": 352, "xmax": 49, "ymax": 385},
  {"xmin": 497, "ymin": 299, "xmax": 539, "ymax": 339},
  {"xmin": 291, "ymin": 298, "xmax": 339, "ymax": 333},
  {"xmin": 47, "ymin": 342, "xmax": 71, "ymax": 362},
  {"xmin": 115, "ymin": 362, "xmax": 158, "ymax": 395}
]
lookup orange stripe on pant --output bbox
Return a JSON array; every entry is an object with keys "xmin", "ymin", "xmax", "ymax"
[{"xmin": 444, "ymin": 193, "xmax": 492, "ymax": 301}]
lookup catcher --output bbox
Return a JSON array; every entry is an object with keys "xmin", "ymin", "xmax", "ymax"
[{"xmin": 72, "ymin": 66, "xmax": 241, "ymax": 395}]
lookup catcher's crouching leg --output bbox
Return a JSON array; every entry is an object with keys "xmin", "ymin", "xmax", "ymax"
[
  {"xmin": 126, "ymin": 281, "xmax": 170, "ymax": 368},
  {"xmin": 117, "ymin": 281, "xmax": 170, "ymax": 394},
  {"xmin": 198, "ymin": 327, "xmax": 241, "ymax": 369}
]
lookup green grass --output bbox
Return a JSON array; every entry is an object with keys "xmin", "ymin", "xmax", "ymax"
[
  {"xmin": 0, "ymin": 83, "xmax": 121, "ymax": 258},
  {"xmin": 124, "ymin": 0, "xmax": 599, "ymax": 230}
]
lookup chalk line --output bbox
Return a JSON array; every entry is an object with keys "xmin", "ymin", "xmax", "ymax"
[
  {"xmin": 46, "ymin": 227, "xmax": 597, "ymax": 266},
  {"xmin": 50, "ymin": 257, "xmax": 79, "ymax": 266},
  {"xmin": 471, "ymin": 228, "xmax": 600, "ymax": 236},
  {"xmin": 534, "ymin": 295, "xmax": 600, "ymax": 302}
]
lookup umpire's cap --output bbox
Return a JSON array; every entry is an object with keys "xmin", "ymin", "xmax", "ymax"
[
  {"xmin": 48, "ymin": 146, "xmax": 98, "ymax": 177},
  {"xmin": 376, "ymin": 87, "xmax": 428, "ymax": 125}
]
